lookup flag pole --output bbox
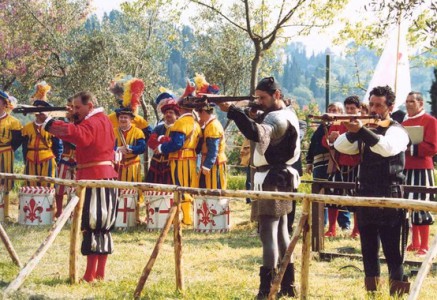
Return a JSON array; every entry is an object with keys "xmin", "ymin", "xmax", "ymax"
[{"xmin": 394, "ymin": 15, "xmax": 402, "ymax": 95}]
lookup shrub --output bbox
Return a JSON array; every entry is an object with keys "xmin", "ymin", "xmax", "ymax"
[{"xmin": 227, "ymin": 175, "xmax": 246, "ymax": 190}]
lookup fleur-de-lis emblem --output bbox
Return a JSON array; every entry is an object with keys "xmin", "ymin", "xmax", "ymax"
[
  {"xmin": 145, "ymin": 202, "xmax": 155, "ymax": 225},
  {"xmin": 196, "ymin": 200, "xmax": 217, "ymax": 227},
  {"xmin": 23, "ymin": 198, "xmax": 43, "ymax": 223}
]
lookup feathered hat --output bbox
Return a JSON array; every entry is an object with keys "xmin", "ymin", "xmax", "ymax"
[
  {"xmin": 155, "ymin": 87, "xmax": 175, "ymax": 105},
  {"xmin": 109, "ymin": 74, "xmax": 145, "ymax": 114},
  {"xmin": 160, "ymin": 99, "xmax": 180, "ymax": 115},
  {"xmin": 177, "ymin": 78, "xmax": 196, "ymax": 110},
  {"xmin": 194, "ymin": 73, "xmax": 220, "ymax": 95},
  {"xmin": 109, "ymin": 73, "xmax": 132, "ymax": 102},
  {"xmin": 31, "ymin": 81, "xmax": 52, "ymax": 107},
  {"xmin": 122, "ymin": 77, "xmax": 145, "ymax": 114},
  {"xmin": 116, "ymin": 107, "xmax": 136, "ymax": 118}
]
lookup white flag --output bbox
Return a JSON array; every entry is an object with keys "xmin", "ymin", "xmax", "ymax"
[{"xmin": 363, "ymin": 24, "xmax": 411, "ymax": 111}]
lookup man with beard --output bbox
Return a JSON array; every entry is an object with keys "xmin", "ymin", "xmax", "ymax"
[
  {"xmin": 219, "ymin": 77, "xmax": 300, "ymax": 299},
  {"xmin": 334, "ymin": 86, "xmax": 410, "ymax": 296},
  {"xmin": 146, "ymin": 94, "xmax": 179, "ymax": 184}
]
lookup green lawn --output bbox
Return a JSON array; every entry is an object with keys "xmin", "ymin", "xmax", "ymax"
[{"xmin": 1, "ymin": 190, "xmax": 436, "ymax": 299}]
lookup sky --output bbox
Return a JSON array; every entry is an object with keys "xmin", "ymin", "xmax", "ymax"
[{"xmin": 91, "ymin": 0, "xmax": 355, "ymax": 55}]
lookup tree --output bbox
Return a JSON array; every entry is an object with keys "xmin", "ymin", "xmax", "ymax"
[
  {"xmin": 336, "ymin": 1, "xmax": 436, "ymax": 66},
  {"xmin": 430, "ymin": 68, "xmax": 437, "ymax": 117},
  {"xmin": 0, "ymin": 0, "xmax": 90, "ymax": 97},
  {"xmin": 190, "ymin": 0, "xmax": 349, "ymax": 93}
]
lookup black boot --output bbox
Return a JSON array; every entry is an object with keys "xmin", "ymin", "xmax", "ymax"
[
  {"xmin": 278, "ymin": 263, "xmax": 297, "ymax": 298},
  {"xmin": 364, "ymin": 276, "xmax": 381, "ymax": 292},
  {"xmin": 389, "ymin": 276, "xmax": 410, "ymax": 297},
  {"xmin": 256, "ymin": 266, "xmax": 274, "ymax": 300}
]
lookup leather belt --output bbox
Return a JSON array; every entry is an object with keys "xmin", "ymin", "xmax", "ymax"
[{"xmin": 77, "ymin": 161, "xmax": 113, "ymax": 170}]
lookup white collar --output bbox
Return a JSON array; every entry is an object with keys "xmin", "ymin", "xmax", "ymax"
[
  {"xmin": 405, "ymin": 109, "xmax": 425, "ymax": 121},
  {"xmin": 0, "ymin": 112, "xmax": 6, "ymax": 119},
  {"xmin": 85, "ymin": 107, "xmax": 105, "ymax": 120},
  {"xmin": 34, "ymin": 121, "xmax": 44, "ymax": 126}
]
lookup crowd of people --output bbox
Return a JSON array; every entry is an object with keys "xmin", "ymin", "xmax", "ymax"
[{"xmin": 0, "ymin": 74, "xmax": 435, "ymax": 298}]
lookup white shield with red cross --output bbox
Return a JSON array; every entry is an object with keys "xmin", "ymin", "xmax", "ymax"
[
  {"xmin": 194, "ymin": 197, "xmax": 230, "ymax": 233},
  {"xmin": 0, "ymin": 185, "xmax": 4, "ymax": 222},
  {"xmin": 115, "ymin": 189, "xmax": 137, "ymax": 228},
  {"xmin": 18, "ymin": 186, "xmax": 55, "ymax": 225},
  {"xmin": 144, "ymin": 191, "xmax": 174, "ymax": 231}
]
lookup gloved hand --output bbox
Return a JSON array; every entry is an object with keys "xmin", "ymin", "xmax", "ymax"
[
  {"xmin": 147, "ymin": 133, "xmax": 160, "ymax": 150},
  {"xmin": 160, "ymin": 136, "xmax": 171, "ymax": 143}
]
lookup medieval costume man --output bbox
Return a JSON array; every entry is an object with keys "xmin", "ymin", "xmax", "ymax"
[
  {"xmin": 0, "ymin": 91, "xmax": 22, "ymax": 220},
  {"xmin": 42, "ymin": 91, "xmax": 118, "ymax": 283},
  {"xmin": 54, "ymin": 97, "xmax": 77, "ymax": 218},
  {"xmin": 22, "ymin": 82, "xmax": 62, "ymax": 187},
  {"xmin": 218, "ymin": 77, "xmax": 300, "ymax": 298},
  {"xmin": 146, "ymin": 92, "xmax": 179, "ymax": 184},
  {"xmin": 403, "ymin": 91, "xmax": 437, "ymax": 256},
  {"xmin": 334, "ymin": 86, "xmax": 410, "ymax": 296},
  {"xmin": 152, "ymin": 81, "xmax": 201, "ymax": 225},
  {"xmin": 195, "ymin": 103, "xmax": 227, "ymax": 190}
]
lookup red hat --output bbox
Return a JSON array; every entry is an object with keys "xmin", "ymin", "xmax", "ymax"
[{"xmin": 160, "ymin": 99, "xmax": 180, "ymax": 115}]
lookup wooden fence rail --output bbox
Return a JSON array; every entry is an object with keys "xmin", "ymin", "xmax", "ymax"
[{"xmin": 1, "ymin": 172, "xmax": 437, "ymax": 300}]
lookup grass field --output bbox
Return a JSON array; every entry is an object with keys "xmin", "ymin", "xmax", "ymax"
[{"xmin": 1, "ymin": 187, "xmax": 437, "ymax": 299}]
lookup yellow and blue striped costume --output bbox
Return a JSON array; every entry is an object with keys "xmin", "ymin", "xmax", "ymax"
[
  {"xmin": 160, "ymin": 113, "xmax": 200, "ymax": 224},
  {"xmin": 22, "ymin": 122, "xmax": 62, "ymax": 187},
  {"xmin": 0, "ymin": 114, "xmax": 22, "ymax": 191},
  {"xmin": 114, "ymin": 125, "xmax": 146, "ymax": 183},
  {"xmin": 198, "ymin": 117, "xmax": 227, "ymax": 189}
]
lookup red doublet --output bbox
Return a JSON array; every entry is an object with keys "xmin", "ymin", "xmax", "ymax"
[
  {"xmin": 322, "ymin": 124, "xmax": 361, "ymax": 167},
  {"xmin": 48, "ymin": 111, "xmax": 117, "ymax": 180},
  {"xmin": 402, "ymin": 113, "xmax": 437, "ymax": 170}
]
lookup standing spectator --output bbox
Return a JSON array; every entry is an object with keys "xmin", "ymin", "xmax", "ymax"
[
  {"xmin": 22, "ymin": 82, "xmax": 62, "ymax": 187},
  {"xmin": 146, "ymin": 96, "xmax": 179, "ymax": 184},
  {"xmin": 114, "ymin": 108, "xmax": 146, "ymax": 223},
  {"xmin": 334, "ymin": 86, "xmax": 410, "ymax": 296},
  {"xmin": 0, "ymin": 91, "xmax": 22, "ymax": 221},
  {"xmin": 402, "ymin": 91, "xmax": 437, "ymax": 256},
  {"xmin": 322, "ymin": 96, "xmax": 361, "ymax": 237},
  {"xmin": 153, "ymin": 81, "xmax": 201, "ymax": 225},
  {"xmin": 306, "ymin": 102, "xmax": 343, "ymax": 227},
  {"xmin": 196, "ymin": 103, "xmax": 227, "ymax": 190},
  {"xmin": 54, "ymin": 97, "xmax": 76, "ymax": 218}
]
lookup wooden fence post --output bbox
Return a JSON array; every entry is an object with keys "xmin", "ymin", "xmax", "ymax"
[
  {"xmin": 0, "ymin": 222, "xmax": 22, "ymax": 268},
  {"xmin": 4, "ymin": 194, "xmax": 80, "ymax": 295},
  {"xmin": 301, "ymin": 197, "xmax": 312, "ymax": 299},
  {"xmin": 69, "ymin": 187, "xmax": 86, "ymax": 284},
  {"xmin": 173, "ymin": 191, "xmax": 184, "ymax": 292},
  {"xmin": 134, "ymin": 205, "xmax": 178, "ymax": 299},
  {"xmin": 408, "ymin": 234, "xmax": 437, "ymax": 300},
  {"xmin": 311, "ymin": 181, "xmax": 324, "ymax": 252},
  {"xmin": 269, "ymin": 197, "xmax": 310, "ymax": 300}
]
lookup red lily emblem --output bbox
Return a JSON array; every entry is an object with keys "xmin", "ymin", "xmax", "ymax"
[
  {"xmin": 145, "ymin": 202, "xmax": 155, "ymax": 225},
  {"xmin": 23, "ymin": 198, "xmax": 43, "ymax": 223},
  {"xmin": 197, "ymin": 200, "xmax": 217, "ymax": 227}
]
